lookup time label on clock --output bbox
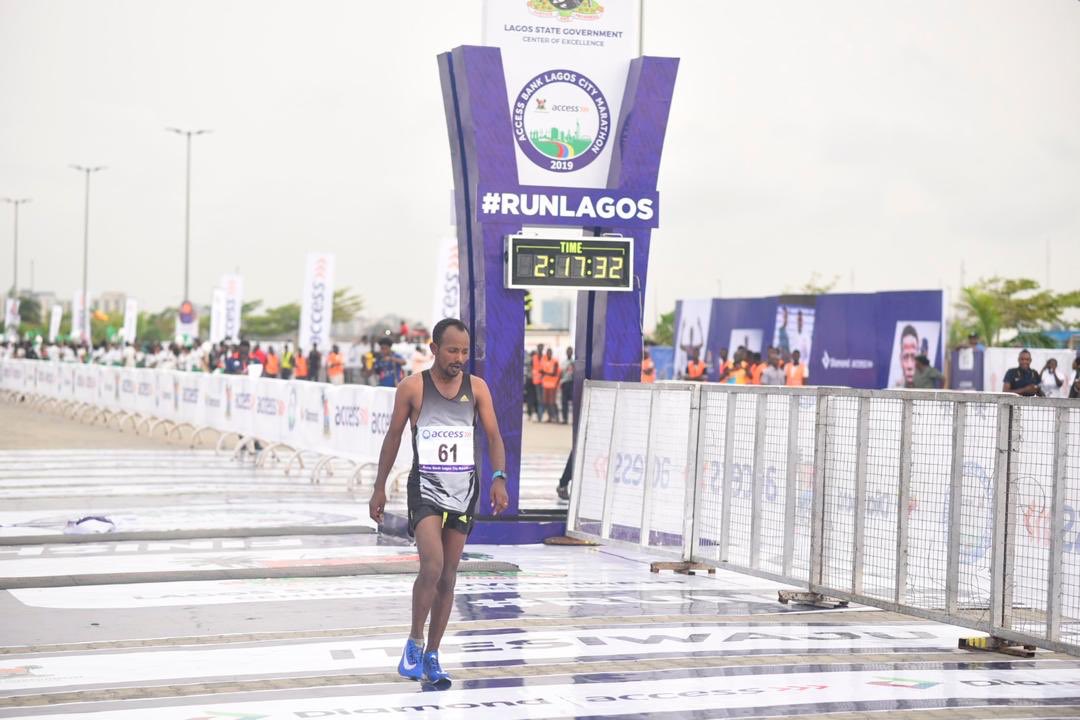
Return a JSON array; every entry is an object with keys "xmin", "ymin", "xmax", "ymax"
[{"xmin": 505, "ymin": 235, "xmax": 634, "ymax": 292}]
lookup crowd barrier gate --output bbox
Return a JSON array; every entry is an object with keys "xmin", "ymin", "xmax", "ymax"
[{"xmin": 568, "ymin": 380, "xmax": 1080, "ymax": 656}]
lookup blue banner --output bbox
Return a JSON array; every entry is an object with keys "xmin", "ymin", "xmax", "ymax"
[{"xmin": 676, "ymin": 290, "xmax": 945, "ymax": 389}]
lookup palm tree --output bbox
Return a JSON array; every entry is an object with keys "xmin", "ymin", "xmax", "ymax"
[{"xmin": 956, "ymin": 286, "xmax": 1002, "ymax": 345}]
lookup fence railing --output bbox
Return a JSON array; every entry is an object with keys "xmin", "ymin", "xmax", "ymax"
[
  {"xmin": 0, "ymin": 359, "xmax": 410, "ymax": 484},
  {"xmin": 568, "ymin": 380, "xmax": 1080, "ymax": 656}
]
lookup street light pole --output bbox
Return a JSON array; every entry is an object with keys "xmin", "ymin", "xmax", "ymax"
[
  {"xmin": 70, "ymin": 165, "xmax": 106, "ymax": 342},
  {"xmin": 166, "ymin": 127, "xmax": 211, "ymax": 303},
  {"xmin": 1, "ymin": 198, "xmax": 30, "ymax": 298}
]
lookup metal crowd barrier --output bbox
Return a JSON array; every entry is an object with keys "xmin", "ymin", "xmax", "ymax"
[{"xmin": 567, "ymin": 380, "xmax": 1080, "ymax": 656}]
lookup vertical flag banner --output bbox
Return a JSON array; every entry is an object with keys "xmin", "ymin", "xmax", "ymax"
[
  {"xmin": 48, "ymin": 305, "xmax": 63, "ymax": 342},
  {"xmin": 221, "ymin": 273, "xmax": 244, "ymax": 342},
  {"xmin": 299, "ymin": 253, "xmax": 335, "ymax": 354},
  {"xmin": 122, "ymin": 298, "xmax": 138, "ymax": 343},
  {"xmin": 3, "ymin": 299, "xmax": 19, "ymax": 337},
  {"xmin": 482, "ymin": 0, "xmax": 641, "ymax": 188},
  {"xmin": 209, "ymin": 288, "xmax": 226, "ymax": 344},
  {"xmin": 71, "ymin": 292, "xmax": 90, "ymax": 343},
  {"xmin": 431, "ymin": 237, "xmax": 460, "ymax": 326}
]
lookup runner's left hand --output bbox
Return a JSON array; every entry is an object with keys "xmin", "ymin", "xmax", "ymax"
[{"xmin": 491, "ymin": 478, "xmax": 509, "ymax": 515}]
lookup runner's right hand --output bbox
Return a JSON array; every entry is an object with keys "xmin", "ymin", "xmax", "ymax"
[{"xmin": 369, "ymin": 488, "xmax": 386, "ymax": 524}]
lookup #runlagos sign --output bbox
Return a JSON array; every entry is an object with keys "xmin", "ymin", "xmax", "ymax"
[
  {"xmin": 299, "ymin": 253, "xmax": 335, "ymax": 354},
  {"xmin": 483, "ymin": 0, "xmax": 641, "ymax": 188}
]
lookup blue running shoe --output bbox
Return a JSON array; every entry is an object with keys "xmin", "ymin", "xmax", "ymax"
[
  {"xmin": 422, "ymin": 650, "xmax": 451, "ymax": 689},
  {"xmin": 397, "ymin": 638, "xmax": 424, "ymax": 681}
]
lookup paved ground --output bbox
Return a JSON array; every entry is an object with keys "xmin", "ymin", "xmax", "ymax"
[
  {"xmin": 1, "ymin": 398, "xmax": 1079, "ymax": 719},
  {"xmin": 0, "ymin": 400, "xmax": 177, "ymax": 451}
]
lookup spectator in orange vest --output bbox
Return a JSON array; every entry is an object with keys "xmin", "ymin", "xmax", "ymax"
[
  {"xmin": 716, "ymin": 347, "xmax": 733, "ymax": 383},
  {"xmin": 750, "ymin": 352, "xmax": 766, "ymax": 385},
  {"xmin": 295, "ymin": 352, "xmax": 309, "ymax": 380},
  {"xmin": 264, "ymin": 346, "xmax": 280, "ymax": 379},
  {"xmin": 327, "ymin": 345, "xmax": 345, "ymax": 385},
  {"xmin": 685, "ymin": 351, "xmax": 707, "ymax": 381},
  {"xmin": 641, "ymin": 350, "xmax": 656, "ymax": 384},
  {"xmin": 785, "ymin": 349, "xmax": 808, "ymax": 386},
  {"xmin": 541, "ymin": 348, "xmax": 560, "ymax": 422},
  {"xmin": 529, "ymin": 345, "xmax": 545, "ymax": 422},
  {"xmin": 725, "ymin": 349, "xmax": 750, "ymax": 384}
]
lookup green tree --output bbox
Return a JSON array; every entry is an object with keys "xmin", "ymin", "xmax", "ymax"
[
  {"xmin": 796, "ymin": 272, "xmax": 840, "ymax": 295},
  {"xmin": 17, "ymin": 295, "xmax": 41, "ymax": 325},
  {"xmin": 332, "ymin": 287, "xmax": 364, "ymax": 324},
  {"xmin": 244, "ymin": 302, "xmax": 301, "ymax": 337},
  {"xmin": 649, "ymin": 310, "xmax": 675, "ymax": 345},
  {"xmin": 953, "ymin": 277, "xmax": 1080, "ymax": 347}
]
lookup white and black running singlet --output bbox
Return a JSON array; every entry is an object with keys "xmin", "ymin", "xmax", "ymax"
[{"xmin": 408, "ymin": 370, "xmax": 480, "ymax": 515}]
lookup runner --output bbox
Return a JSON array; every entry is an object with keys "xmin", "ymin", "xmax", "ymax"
[{"xmin": 368, "ymin": 317, "xmax": 509, "ymax": 689}]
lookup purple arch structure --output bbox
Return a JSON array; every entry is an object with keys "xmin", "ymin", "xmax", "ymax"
[{"xmin": 433, "ymin": 45, "xmax": 678, "ymax": 543}]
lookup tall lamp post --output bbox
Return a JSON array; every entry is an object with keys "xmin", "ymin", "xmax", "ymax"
[
  {"xmin": 166, "ymin": 127, "xmax": 211, "ymax": 305},
  {"xmin": 2, "ymin": 197, "xmax": 30, "ymax": 298},
  {"xmin": 70, "ymin": 165, "xmax": 106, "ymax": 342}
]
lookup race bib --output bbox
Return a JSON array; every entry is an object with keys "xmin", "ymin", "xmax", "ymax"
[{"xmin": 417, "ymin": 425, "xmax": 475, "ymax": 473}]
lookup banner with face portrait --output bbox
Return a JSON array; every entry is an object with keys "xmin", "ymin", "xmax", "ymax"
[
  {"xmin": 683, "ymin": 290, "xmax": 945, "ymax": 389},
  {"xmin": 299, "ymin": 253, "xmax": 335, "ymax": 355},
  {"xmin": 673, "ymin": 298, "xmax": 712, "ymax": 377}
]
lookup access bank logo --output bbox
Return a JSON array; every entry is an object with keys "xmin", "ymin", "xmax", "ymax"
[
  {"xmin": 514, "ymin": 69, "xmax": 609, "ymax": 173},
  {"xmin": 821, "ymin": 350, "xmax": 874, "ymax": 371},
  {"xmin": 420, "ymin": 429, "xmax": 468, "ymax": 440}
]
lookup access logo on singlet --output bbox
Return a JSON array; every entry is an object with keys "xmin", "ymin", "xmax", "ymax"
[{"xmin": 513, "ymin": 68, "xmax": 610, "ymax": 173}]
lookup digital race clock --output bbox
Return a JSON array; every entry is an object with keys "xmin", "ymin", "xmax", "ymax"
[{"xmin": 505, "ymin": 235, "xmax": 634, "ymax": 292}]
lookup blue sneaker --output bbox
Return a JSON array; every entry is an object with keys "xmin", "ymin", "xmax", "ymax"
[
  {"xmin": 397, "ymin": 638, "xmax": 424, "ymax": 681},
  {"xmin": 422, "ymin": 650, "xmax": 451, "ymax": 688}
]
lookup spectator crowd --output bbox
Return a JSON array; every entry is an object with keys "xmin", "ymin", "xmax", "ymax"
[
  {"xmin": 670, "ymin": 345, "xmax": 810, "ymax": 387},
  {"xmin": 0, "ymin": 333, "xmax": 434, "ymax": 388}
]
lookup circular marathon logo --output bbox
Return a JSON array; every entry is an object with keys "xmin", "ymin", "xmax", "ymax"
[{"xmin": 513, "ymin": 69, "xmax": 610, "ymax": 173}]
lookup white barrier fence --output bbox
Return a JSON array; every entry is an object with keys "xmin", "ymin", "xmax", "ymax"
[
  {"xmin": 569, "ymin": 380, "xmax": 1080, "ymax": 656},
  {"xmin": 0, "ymin": 360, "xmax": 409, "ymax": 481}
]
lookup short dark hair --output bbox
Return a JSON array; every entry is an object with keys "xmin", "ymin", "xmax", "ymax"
[
  {"xmin": 1019, "ymin": 348, "xmax": 1031, "ymax": 357},
  {"xmin": 902, "ymin": 324, "xmax": 918, "ymax": 342},
  {"xmin": 378, "ymin": 337, "xmax": 393, "ymax": 347},
  {"xmin": 432, "ymin": 317, "xmax": 469, "ymax": 345}
]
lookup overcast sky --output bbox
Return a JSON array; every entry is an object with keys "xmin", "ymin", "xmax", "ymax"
[{"xmin": 1, "ymin": 0, "xmax": 1077, "ymax": 328}]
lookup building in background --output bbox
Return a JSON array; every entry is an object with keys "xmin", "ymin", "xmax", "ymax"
[
  {"xmin": 94, "ymin": 291, "xmax": 126, "ymax": 315},
  {"xmin": 539, "ymin": 298, "xmax": 571, "ymax": 330}
]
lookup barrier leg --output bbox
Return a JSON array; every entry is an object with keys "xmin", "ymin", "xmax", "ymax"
[
  {"xmin": 284, "ymin": 449, "xmax": 307, "ymax": 476},
  {"xmin": 215, "ymin": 431, "xmax": 243, "ymax": 454},
  {"xmin": 189, "ymin": 426, "xmax": 219, "ymax": 448}
]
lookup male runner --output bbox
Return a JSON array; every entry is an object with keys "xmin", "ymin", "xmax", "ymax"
[{"xmin": 368, "ymin": 317, "xmax": 509, "ymax": 689}]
